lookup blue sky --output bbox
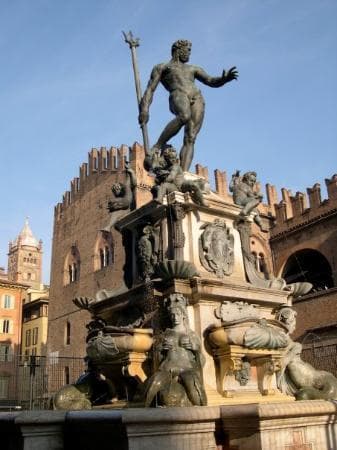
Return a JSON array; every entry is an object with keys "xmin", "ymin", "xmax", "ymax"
[{"xmin": 0, "ymin": 0, "xmax": 336, "ymax": 283}]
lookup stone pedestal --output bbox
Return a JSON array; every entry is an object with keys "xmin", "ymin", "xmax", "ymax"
[
  {"xmin": 213, "ymin": 346, "xmax": 285, "ymax": 400},
  {"xmin": 15, "ymin": 411, "xmax": 66, "ymax": 450},
  {"xmin": 221, "ymin": 400, "xmax": 337, "ymax": 450},
  {"xmin": 2, "ymin": 402, "xmax": 337, "ymax": 449},
  {"xmin": 123, "ymin": 407, "xmax": 221, "ymax": 450}
]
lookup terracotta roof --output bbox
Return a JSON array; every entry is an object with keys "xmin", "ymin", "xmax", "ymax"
[{"xmin": 0, "ymin": 279, "xmax": 30, "ymax": 289}]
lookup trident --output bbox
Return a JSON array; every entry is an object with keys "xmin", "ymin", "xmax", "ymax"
[{"xmin": 122, "ymin": 31, "xmax": 150, "ymax": 155}]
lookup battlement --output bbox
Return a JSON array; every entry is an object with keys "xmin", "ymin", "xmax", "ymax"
[
  {"xmin": 54, "ymin": 143, "xmax": 336, "ymax": 232},
  {"xmin": 54, "ymin": 144, "xmax": 282, "ymax": 222},
  {"xmin": 54, "ymin": 144, "xmax": 137, "ymax": 219},
  {"xmin": 268, "ymin": 174, "xmax": 337, "ymax": 237}
]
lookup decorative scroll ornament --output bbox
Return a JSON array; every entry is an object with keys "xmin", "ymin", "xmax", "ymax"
[{"xmin": 199, "ymin": 219, "xmax": 234, "ymax": 277}]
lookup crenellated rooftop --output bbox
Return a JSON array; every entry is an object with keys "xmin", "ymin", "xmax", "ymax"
[
  {"xmin": 54, "ymin": 144, "xmax": 139, "ymax": 220},
  {"xmin": 54, "ymin": 144, "xmax": 243, "ymax": 221},
  {"xmin": 54, "ymin": 143, "xmax": 336, "ymax": 234},
  {"xmin": 268, "ymin": 174, "xmax": 337, "ymax": 239},
  {"xmin": 53, "ymin": 143, "xmax": 277, "ymax": 222}
]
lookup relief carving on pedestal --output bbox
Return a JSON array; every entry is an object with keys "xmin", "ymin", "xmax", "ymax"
[{"xmin": 199, "ymin": 219, "xmax": 234, "ymax": 277}]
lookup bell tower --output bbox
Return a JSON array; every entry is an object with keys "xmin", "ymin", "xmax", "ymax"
[{"xmin": 8, "ymin": 218, "xmax": 43, "ymax": 289}]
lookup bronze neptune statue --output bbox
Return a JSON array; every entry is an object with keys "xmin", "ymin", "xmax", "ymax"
[{"xmin": 139, "ymin": 39, "xmax": 238, "ymax": 171}]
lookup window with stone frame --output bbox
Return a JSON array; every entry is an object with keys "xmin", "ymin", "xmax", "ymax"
[
  {"xmin": 94, "ymin": 232, "xmax": 114, "ymax": 271},
  {"xmin": 0, "ymin": 344, "xmax": 12, "ymax": 362},
  {"xmin": 3, "ymin": 294, "xmax": 14, "ymax": 309},
  {"xmin": 26, "ymin": 329, "xmax": 31, "ymax": 347},
  {"xmin": 1, "ymin": 319, "xmax": 12, "ymax": 334},
  {"xmin": 64, "ymin": 245, "xmax": 81, "ymax": 285},
  {"xmin": 251, "ymin": 251, "xmax": 267, "ymax": 274},
  {"xmin": 32, "ymin": 327, "xmax": 38, "ymax": 345}
]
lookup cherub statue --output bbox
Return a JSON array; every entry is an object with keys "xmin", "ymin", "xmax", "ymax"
[
  {"xmin": 103, "ymin": 162, "xmax": 136, "ymax": 231},
  {"xmin": 229, "ymin": 170, "xmax": 268, "ymax": 232},
  {"xmin": 107, "ymin": 162, "xmax": 136, "ymax": 212},
  {"xmin": 144, "ymin": 293, "xmax": 207, "ymax": 407},
  {"xmin": 149, "ymin": 146, "xmax": 206, "ymax": 206}
]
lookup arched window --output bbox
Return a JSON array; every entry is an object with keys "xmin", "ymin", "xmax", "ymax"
[
  {"xmin": 251, "ymin": 251, "xmax": 265, "ymax": 273},
  {"xmin": 282, "ymin": 249, "xmax": 334, "ymax": 292},
  {"xmin": 64, "ymin": 246, "xmax": 81, "ymax": 285},
  {"xmin": 94, "ymin": 232, "xmax": 114, "ymax": 271},
  {"xmin": 250, "ymin": 236, "xmax": 271, "ymax": 278},
  {"xmin": 68, "ymin": 264, "xmax": 77, "ymax": 283},
  {"xmin": 99, "ymin": 246, "xmax": 110, "ymax": 268}
]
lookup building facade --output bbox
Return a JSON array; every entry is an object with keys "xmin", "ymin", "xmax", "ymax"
[
  {"xmin": 21, "ymin": 288, "xmax": 49, "ymax": 357},
  {"xmin": 0, "ymin": 278, "xmax": 28, "ymax": 401},
  {"xmin": 268, "ymin": 175, "xmax": 337, "ymax": 343},
  {"xmin": 48, "ymin": 144, "xmax": 155, "ymax": 357}
]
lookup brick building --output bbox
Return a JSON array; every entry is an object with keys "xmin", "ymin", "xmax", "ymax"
[
  {"xmin": 48, "ymin": 143, "xmax": 156, "ymax": 357},
  {"xmin": 268, "ymin": 175, "xmax": 337, "ymax": 344}
]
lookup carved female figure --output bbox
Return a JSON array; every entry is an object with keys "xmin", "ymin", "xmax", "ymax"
[{"xmin": 144, "ymin": 294, "xmax": 207, "ymax": 406}]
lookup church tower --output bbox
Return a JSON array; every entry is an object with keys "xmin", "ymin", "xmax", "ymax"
[{"xmin": 8, "ymin": 218, "xmax": 43, "ymax": 289}]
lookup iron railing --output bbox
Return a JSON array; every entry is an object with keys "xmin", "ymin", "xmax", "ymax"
[
  {"xmin": 0, "ymin": 353, "xmax": 85, "ymax": 410},
  {"xmin": 1, "ymin": 344, "xmax": 337, "ymax": 410},
  {"xmin": 301, "ymin": 339, "xmax": 337, "ymax": 377}
]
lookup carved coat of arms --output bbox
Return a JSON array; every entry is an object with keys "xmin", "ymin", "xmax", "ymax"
[{"xmin": 199, "ymin": 219, "xmax": 234, "ymax": 277}]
